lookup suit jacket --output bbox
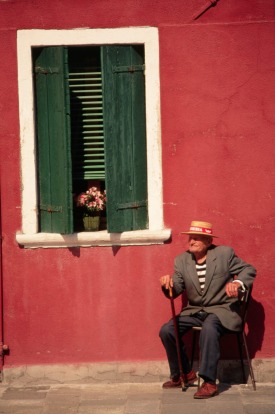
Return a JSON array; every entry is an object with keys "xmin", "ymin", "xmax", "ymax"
[{"xmin": 169, "ymin": 245, "xmax": 256, "ymax": 331}]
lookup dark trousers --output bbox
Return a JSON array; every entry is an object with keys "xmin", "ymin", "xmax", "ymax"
[{"xmin": 159, "ymin": 313, "xmax": 226, "ymax": 383}]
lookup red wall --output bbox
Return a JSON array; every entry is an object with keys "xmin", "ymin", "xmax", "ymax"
[{"xmin": 0, "ymin": 0, "xmax": 274, "ymax": 368}]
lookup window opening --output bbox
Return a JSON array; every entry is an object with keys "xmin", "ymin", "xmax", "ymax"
[
  {"xmin": 68, "ymin": 47, "xmax": 106, "ymax": 232},
  {"xmin": 32, "ymin": 45, "xmax": 147, "ymax": 234}
]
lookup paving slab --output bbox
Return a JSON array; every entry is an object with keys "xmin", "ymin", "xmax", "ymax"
[
  {"xmin": 0, "ymin": 382, "xmax": 274, "ymax": 414},
  {"xmin": 243, "ymin": 405, "xmax": 275, "ymax": 414}
]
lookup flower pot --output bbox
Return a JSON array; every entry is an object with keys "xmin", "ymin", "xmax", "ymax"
[{"xmin": 83, "ymin": 215, "xmax": 100, "ymax": 231}]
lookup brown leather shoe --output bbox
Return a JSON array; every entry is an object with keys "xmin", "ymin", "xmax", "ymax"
[
  {"xmin": 193, "ymin": 382, "xmax": 218, "ymax": 399},
  {"xmin": 162, "ymin": 370, "xmax": 198, "ymax": 389},
  {"xmin": 162, "ymin": 377, "xmax": 182, "ymax": 388}
]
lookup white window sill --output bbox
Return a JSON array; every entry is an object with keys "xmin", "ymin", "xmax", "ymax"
[{"xmin": 16, "ymin": 229, "xmax": 171, "ymax": 249}]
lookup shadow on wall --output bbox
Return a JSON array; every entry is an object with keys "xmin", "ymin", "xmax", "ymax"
[
  {"xmin": 246, "ymin": 296, "xmax": 265, "ymax": 358},
  {"xmin": 218, "ymin": 294, "xmax": 265, "ymax": 360}
]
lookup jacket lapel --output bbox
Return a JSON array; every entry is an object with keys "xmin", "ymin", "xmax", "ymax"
[
  {"xmin": 186, "ymin": 253, "xmax": 202, "ymax": 294},
  {"xmin": 202, "ymin": 247, "xmax": 217, "ymax": 295}
]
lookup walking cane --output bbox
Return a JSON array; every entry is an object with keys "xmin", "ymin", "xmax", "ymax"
[{"xmin": 168, "ymin": 286, "xmax": 188, "ymax": 391}]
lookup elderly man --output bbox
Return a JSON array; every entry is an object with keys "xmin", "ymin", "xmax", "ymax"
[{"xmin": 159, "ymin": 221, "xmax": 256, "ymax": 399}]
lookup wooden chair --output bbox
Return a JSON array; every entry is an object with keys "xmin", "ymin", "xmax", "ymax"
[{"xmin": 190, "ymin": 287, "xmax": 256, "ymax": 390}]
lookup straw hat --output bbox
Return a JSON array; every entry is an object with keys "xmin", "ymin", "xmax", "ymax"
[{"xmin": 181, "ymin": 221, "xmax": 218, "ymax": 238}]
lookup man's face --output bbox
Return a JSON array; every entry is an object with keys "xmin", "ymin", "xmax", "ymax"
[{"xmin": 188, "ymin": 235, "xmax": 212, "ymax": 255}]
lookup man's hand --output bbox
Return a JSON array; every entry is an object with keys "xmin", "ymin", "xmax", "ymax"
[
  {"xmin": 160, "ymin": 275, "xmax": 173, "ymax": 290},
  {"xmin": 226, "ymin": 281, "xmax": 241, "ymax": 297}
]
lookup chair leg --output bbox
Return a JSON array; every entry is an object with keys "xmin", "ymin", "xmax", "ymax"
[{"xmin": 242, "ymin": 332, "xmax": 256, "ymax": 391}]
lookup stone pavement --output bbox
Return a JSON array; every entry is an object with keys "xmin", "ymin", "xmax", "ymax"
[{"xmin": 0, "ymin": 382, "xmax": 274, "ymax": 414}]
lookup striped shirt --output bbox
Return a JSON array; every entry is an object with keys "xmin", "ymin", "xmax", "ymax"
[{"xmin": 196, "ymin": 260, "xmax": 206, "ymax": 291}]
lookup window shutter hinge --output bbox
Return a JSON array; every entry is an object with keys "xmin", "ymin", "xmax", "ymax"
[
  {"xmin": 40, "ymin": 204, "xmax": 63, "ymax": 213},
  {"xmin": 112, "ymin": 64, "xmax": 145, "ymax": 74},
  {"xmin": 116, "ymin": 200, "xmax": 147, "ymax": 210},
  {"xmin": 35, "ymin": 66, "xmax": 60, "ymax": 74}
]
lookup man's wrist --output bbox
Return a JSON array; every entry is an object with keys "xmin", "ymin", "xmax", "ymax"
[{"xmin": 233, "ymin": 279, "xmax": 245, "ymax": 292}]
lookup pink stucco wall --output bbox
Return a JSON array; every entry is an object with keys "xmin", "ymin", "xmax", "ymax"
[{"xmin": 0, "ymin": 0, "xmax": 274, "ymax": 368}]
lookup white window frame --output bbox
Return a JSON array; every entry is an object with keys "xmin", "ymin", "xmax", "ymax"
[{"xmin": 16, "ymin": 27, "xmax": 171, "ymax": 248}]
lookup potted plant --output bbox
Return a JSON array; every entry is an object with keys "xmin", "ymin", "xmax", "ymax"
[{"xmin": 75, "ymin": 187, "xmax": 106, "ymax": 231}]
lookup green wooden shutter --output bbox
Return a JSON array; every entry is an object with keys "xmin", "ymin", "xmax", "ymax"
[
  {"xmin": 101, "ymin": 45, "xmax": 148, "ymax": 233},
  {"xmin": 33, "ymin": 46, "xmax": 73, "ymax": 234}
]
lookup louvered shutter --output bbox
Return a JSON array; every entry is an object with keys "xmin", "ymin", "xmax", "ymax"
[
  {"xmin": 101, "ymin": 45, "xmax": 148, "ymax": 233},
  {"xmin": 34, "ymin": 46, "xmax": 73, "ymax": 234},
  {"xmin": 69, "ymin": 48, "xmax": 105, "ymax": 180}
]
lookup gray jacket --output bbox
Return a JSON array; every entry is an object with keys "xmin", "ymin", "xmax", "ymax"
[{"xmin": 169, "ymin": 245, "xmax": 256, "ymax": 331}]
